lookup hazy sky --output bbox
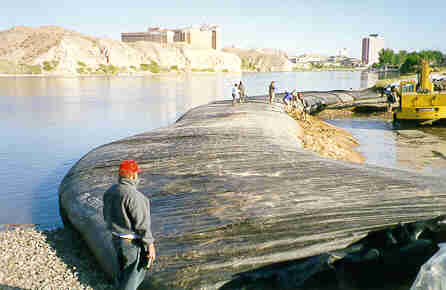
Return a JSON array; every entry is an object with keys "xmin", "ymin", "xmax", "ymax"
[{"xmin": 2, "ymin": 0, "xmax": 446, "ymax": 58}]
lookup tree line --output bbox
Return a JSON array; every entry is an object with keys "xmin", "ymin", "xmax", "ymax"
[{"xmin": 377, "ymin": 49, "xmax": 445, "ymax": 73}]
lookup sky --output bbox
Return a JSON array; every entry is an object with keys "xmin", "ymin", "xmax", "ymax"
[{"xmin": 2, "ymin": 0, "xmax": 446, "ymax": 58}]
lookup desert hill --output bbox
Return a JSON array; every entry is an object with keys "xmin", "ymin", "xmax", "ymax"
[
  {"xmin": 223, "ymin": 47, "xmax": 294, "ymax": 72},
  {"xmin": 0, "ymin": 26, "xmax": 242, "ymax": 75}
]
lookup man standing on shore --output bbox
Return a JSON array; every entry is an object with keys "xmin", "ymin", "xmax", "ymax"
[
  {"xmin": 269, "ymin": 81, "xmax": 276, "ymax": 104},
  {"xmin": 239, "ymin": 81, "xmax": 246, "ymax": 103},
  {"xmin": 232, "ymin": 83, "xmax": 238, "ymax": 105},
  {"xmin": 103, "ymin": 160, "xmax": 156, "ymax": 290}
]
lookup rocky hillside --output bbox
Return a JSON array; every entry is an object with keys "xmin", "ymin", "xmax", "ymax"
[
  {"xmin": 223, "ymin": 47, "xmax": 294, "ymax": 72},
  {"xmin": 0, "ymin": 26, "xmax": 242, "ymax": 75}
]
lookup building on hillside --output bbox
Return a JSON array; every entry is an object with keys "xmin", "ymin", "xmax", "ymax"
[
  {"xmin": 121, "ymin": 27, "xmax": 174, "ymax": 44},
  {"xmin": 341, "ymin": 57, "xmax": 362, "ymax": 67},
  {"xmin": 121, "ymin": 25, "xmax": 220, "ymax": 50},
  {"xmin": 289, "ymin": 54, "xmax": 329, "ymax": 68},
  {"xmin": 361, "ymin": 34, "xmax": 385, "ymax": 66},
  {"xmin": 337, "ymin": 48, "xmax": 349, "ymax": 57},
  {"xmin": 327, "ymin": 55, "xmax": 345, "ymax": 63},
  {"xmin": 288, "ymin": 56, "xmax": 297, "ymax": 63},
  {"xmin": 295, "ymin": 54, "xmax": 324, "ymax": 64}
]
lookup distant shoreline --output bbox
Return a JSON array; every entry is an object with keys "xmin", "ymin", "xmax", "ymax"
[{"xmin": 0, "ymin": 68, "xmax": 371, "ymax": 78}]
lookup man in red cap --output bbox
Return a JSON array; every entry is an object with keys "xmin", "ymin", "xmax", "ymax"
[{"xmin": 103, "ymin": 160, "xmax": 156, "ymax": 290}]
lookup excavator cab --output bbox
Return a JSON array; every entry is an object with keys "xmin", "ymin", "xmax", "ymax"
[{"xmin": 394, "ymin": 60, "xmax": 446, "ymax": 125}]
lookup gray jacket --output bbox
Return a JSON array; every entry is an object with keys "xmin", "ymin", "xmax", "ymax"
[{"xmin": 103, "ymin": 177, "xmax": 154, "ymax": 245}]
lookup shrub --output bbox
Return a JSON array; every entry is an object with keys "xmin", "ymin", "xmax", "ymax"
[
  {"xmin": 19, "ymin": 64, "xmax": 42, "ymax": 74},
  {"xmin": 191, "ymin": 68, "xmax": 215, "ymax": 72},
  {"xmin": 77, "ymin": 67, "xmax": 86, "ymax": 74},
  {"xmin": 43, "ymin": 60, "xmax": 59, "ymax": 71},
  {"xmin": 139, "ymin": 62, "xmax": 161, "ymax": 73},
  {"xmin": 42, "ymin": 61, "xmax": 51, "ymax": 71},
  {"xmin": 96, "ymin": 64, "xmax": 119, "ymax": 75},
  {"xmin": 130, "ymin": 65, "xmax": 137, "ymax": 70},
  {"xmin": 140, "ymin": 63, "xmax": 149, "ymax": 71},
  {"xmin": 29, "ymin": 65, "xmax": 42, "ymax": 74},
  {"xmin": 241, "ymin": 58, "xmax": 256, "ymax": 71},
  {"xmin": 222, "ymin": 69, "xmax": 229, "ymax": 72},
  {"xmin": 77, "ymin": 61, "xmax": 87, "ymax": 67},
  {"xmin": 148, "ymin": 61, "xmax": 160, "ymax": 73},
  {"xmin": 170, "ymin": 65, "xmax": 179, "ymax": 71},
  {"xmin": 241, "ymin": 58, "xmax": 249, "ymax": 69}
]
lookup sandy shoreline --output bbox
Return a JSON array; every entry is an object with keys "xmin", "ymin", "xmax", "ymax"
[{"xmin": 287, "ymin": 108, "xmax": 365, "ymax": 164}]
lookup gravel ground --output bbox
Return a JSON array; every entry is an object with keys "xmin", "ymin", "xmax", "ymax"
[{"xmin": 0, "ymin": 225, "xmax": 113, "ymax": 290}]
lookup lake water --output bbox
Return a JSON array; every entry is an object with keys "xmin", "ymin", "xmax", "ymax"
[
  {"xmin": 0, "ymin": 70, "xmax": 391, "ymax": 229},
  {"xmin": 329, "ymin": 118, "xmax": 446, "ymax": 176}
]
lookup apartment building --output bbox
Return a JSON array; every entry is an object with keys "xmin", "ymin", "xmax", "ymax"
[
  {"xmin": 121, "ymin": 27, "xmax": 174, "ymax": 44},
  {"xmin": 361, "ymin": 34, "xmax": 385, "ymax": 66},
  {"xmin": 121, "ymin": 25, "xmax": 220, "ymax": 50}
]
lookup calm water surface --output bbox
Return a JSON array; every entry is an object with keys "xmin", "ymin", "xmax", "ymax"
[
  {"xmin": 329, "ymin": 118, "xmax": 446, "ymax": 176},
  {"xmin": 0, "ymin": 71, "xmax": 379, "ymax": 228}
]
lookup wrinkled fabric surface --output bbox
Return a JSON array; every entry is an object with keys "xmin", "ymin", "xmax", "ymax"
[{"xmin": 59, "ymin": 91, "xmax": 446, "ymax": 289}]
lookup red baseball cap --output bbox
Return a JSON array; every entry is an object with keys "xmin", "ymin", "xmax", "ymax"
[{"xmin": 119, "ymin": 160, "xmax": 141, "ymax": 176}]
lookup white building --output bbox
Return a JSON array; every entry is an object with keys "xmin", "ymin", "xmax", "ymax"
[
  {"xmin": 337, "ymin": 48, "xmax": 349, "ymax": 57},
  {"xmin": 122, "ymin": 24, "xmax": 220, "ymax": 50},
  {"xmin": 295, "ymin": 54, "xmax": 322, "ymax": 63},
  {"xmin": 361, "ymin": 34, "xmax": 385, "ymax": 66}
]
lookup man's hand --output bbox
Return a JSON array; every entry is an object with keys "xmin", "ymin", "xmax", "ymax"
[{"xmin": 146, "ymin": 242, "xmax": 156, "ymax": 268}]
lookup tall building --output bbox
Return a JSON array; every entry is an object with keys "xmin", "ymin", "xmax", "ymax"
[{"xmin": 361, "ymin": 34, "xmax": 385, "ymax": 66}]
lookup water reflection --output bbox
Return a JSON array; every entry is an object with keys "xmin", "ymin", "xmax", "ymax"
[
  {"xmin": 0, "ymin": 75, "xmax": 229, "ymax": 228},
  {"xmin": 360, "ymin": 71, "xmax": 378, "ymax": 89}
]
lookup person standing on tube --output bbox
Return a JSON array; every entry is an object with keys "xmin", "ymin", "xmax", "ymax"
[{"xmin": 103, "ymin": 160, "xmax": 156, "ymax": 290}]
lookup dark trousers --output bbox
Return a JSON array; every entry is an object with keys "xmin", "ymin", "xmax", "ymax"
[{"xmin": 112, "ymin": 237, "xmax": 147, "ymax": 290}]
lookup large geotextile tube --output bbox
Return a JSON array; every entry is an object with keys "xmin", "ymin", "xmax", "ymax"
[
  {"xmin": 273, "ymin": 87, "xmax": 380, "ymax": 113},
  {"xmin": 59, "ymin": 94, "xmax": 446, "ymax": 289}
]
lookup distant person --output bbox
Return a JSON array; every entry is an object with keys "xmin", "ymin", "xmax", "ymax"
[
  {"xmin": 386, "ymin": 86, "xmax": 396, "ymax": 112},
  {"xmin": 268, "ymin": 81, "xmax": 276, "ymax": 104},
  {"xmin": 296, "ymin": 92, "xmax": 307, "ymax": 121},
  {"xmin": 103, "ymin": 160, "xmax": 156, "ymax": 290},
  {"xmin": 282, "ymin": 91, "xmax": 293, "ymax": 111},
  {"xmin": 239, "ymin": 81, "xmax": 246, "ymax": 103},
  {"xmin": 291, "ymin": 89, "xmax": 298, "ymax": 108},
  {"xmin": 232, "ymin": 84, "xmax": 238, "ymax": 105}
]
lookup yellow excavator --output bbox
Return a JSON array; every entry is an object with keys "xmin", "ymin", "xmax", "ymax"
[{"xmin": 394, "ymin": 60, "xmax": 446, "ymax": 125}]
